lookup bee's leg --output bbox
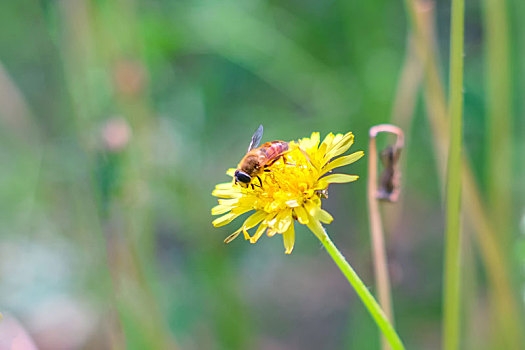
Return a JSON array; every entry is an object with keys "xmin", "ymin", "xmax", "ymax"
[
  {"xmin": 265, "ymin": 155, "xmax": 284, "ymax": 167},
  {"xmin": 250, "ymin": 177, "xmax": 263, "ymax": 189},
  {"xmin": 283, "ymin": 155, "xmax": 296, "ymax": 166},
  {"xmin": 263, "ymin": 169, "xmax": 272, "ymax": 172}
]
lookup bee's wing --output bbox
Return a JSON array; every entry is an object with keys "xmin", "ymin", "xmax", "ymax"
[{"xmin": 248, "ymin": 124, "xmax": 264, "ymax": 151}]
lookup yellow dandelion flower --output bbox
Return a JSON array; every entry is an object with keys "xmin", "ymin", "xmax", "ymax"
[{"xmin": 211, "ymin": 131, "xmax": 364, "ymax": 254}]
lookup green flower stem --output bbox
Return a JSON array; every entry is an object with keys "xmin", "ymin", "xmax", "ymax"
[
  {"xmin": 318, "ymin": 228, "xmax": 405, "ymax": 350},
  {"xmin": 443, "ymin": 0, "xmax": 464, "ymax": 348}
]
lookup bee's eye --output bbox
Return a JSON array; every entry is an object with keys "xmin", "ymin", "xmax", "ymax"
[{"xmin": 235, "ymin": 170, "xmax": 251, "ymax": 183}]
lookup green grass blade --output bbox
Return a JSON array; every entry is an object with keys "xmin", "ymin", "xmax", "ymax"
[{"xmin": 443, "ymin": 0, "xmax": 465, "ymax": 348}]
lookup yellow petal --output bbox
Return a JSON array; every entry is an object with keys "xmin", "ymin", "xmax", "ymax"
[
  {"xmin": 250, "ymin": 223, "xmax": 268, "ymax": 243},
  {"xmin": 322, "ymin": 151, "xmax": 364, "ymax": 174},
  {"xmin": 316, "ymin": 142, "xmax": 328, "ymax": 162},
  {"xmin": 317, "ymin": 133, "xmax": 334, "ymax": 161},
  {"xmin": 267, "ymin": 229, "xmax": 277, "ymax": 237},
  {"xmin": 317, "ymin": 174, "xmax": 359, "ymax": 188},
  {"xmin": 212, "ymin": 189, "xmax": 242, "ymax": 199},
  {"xmin": 321, "ymin": 132, "xmax": 335, "ymax": 148},
  {"xmin": 323, "ymin": 173, "xmax": 359, "ymax": 183},
  {"xmin": 305, "ymin": 214, "xmax": 327, "ymax": 241},
  {"xmin": 283, "ymin": 223, "xmax": 295, "ymax": 254},
  {"xmin": 267, "ymin": 211, "xmax": 282, "ymax": 227},
  {"xmin": 215, "ymin": 183, "xmax": 235, "ymax": 190},
  {"xmin": 286, "ymin": 199, "xmax": 300, "ymax": 207},
  {"xmin": 212, "ymin": 212, "xmax": 240, "ymax": 227},
  {"xmin": 231, "ymin": 206, "xmax": 253, "ymax": 215},
  {"xmin": 262, "ymin": 212, "xmax": 277, "ymax": 225},
  {"xmin": 327, "ymin": 133, "xmax": 344, "ymax": 152},
  {"xmin": 301, "ymin": 199, "xmax": 331, "ymax": 223},
  {"xmin": 224, "ymin": 227, "xmax": 243, "ymax": 243},
  {"xmin": 226, "ymin": 168, "xmax": 236, "ymax": 176},
  {"xmin": 242, "ymin": 211, "xmax": 268, "ymax": 240},
  {"xmin": 310, "ymin": 132, "xmax": 320, "ymax": 147},
  {"xmin": 325, "ymin": 132, "xmax": 354, "ymax": 161},
  {"xmin": 316, "ymin": 208, "xmax": 333, "ymax": 224},
  {"xmin": 276, "ymin": 210, "xmax": 293, "ymax": 233},
  {"xmin": 243, "ymin": 210, "xmax": 267, "ymax": 229},
  {"xmin": 294, "ymin": 206, "xmax": 309, "ymax": 224},
  {"xmin": 218, "ymin": 198, "xmax": 239, "ymax": 206},
  {"xmin": 295, "ymin": 145, "xmax": 317, "ymax": 170},
  {"xmin": 299, "ymin": 132, "xmax": 320, "ymax": 152},
  {"xmin": 211, "ymin": 204, "xmax": 231, "ymax": 215}
]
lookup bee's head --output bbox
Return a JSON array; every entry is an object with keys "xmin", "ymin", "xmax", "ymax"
[{"xmin": 234, "ymin": 170, "xmax": 251, "ymax": 187}]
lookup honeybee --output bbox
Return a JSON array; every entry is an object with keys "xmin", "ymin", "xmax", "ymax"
[{"xmin": 234, "ymin": 125, "xmax": 290, "ymax": 188}]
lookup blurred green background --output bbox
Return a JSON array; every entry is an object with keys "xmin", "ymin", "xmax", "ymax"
[{"xmin": 0, "ymin": 0, "xmax": 524, "ymax": 349}]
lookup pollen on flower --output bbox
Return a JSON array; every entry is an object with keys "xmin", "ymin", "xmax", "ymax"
[{"xmin": 212, "ymin": 131, "xmax": 364, "ymax": 254}]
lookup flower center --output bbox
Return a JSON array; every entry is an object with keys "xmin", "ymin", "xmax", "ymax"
[{"xmin": 241, "ymin": 148, "xmax": 319, "ymax": 213}]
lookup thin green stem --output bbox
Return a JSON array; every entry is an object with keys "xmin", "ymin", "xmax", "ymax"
[
  {"xmin": 443, "ymin": 0, "xmax": 464, "ymax": 348},
  {"xmin": 318, "ymin": 228, "xmax": 405, "ymax": 350},
  {"xmin": 483, "ymin": 0, "xmax": 512, "ymax": 250}
]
